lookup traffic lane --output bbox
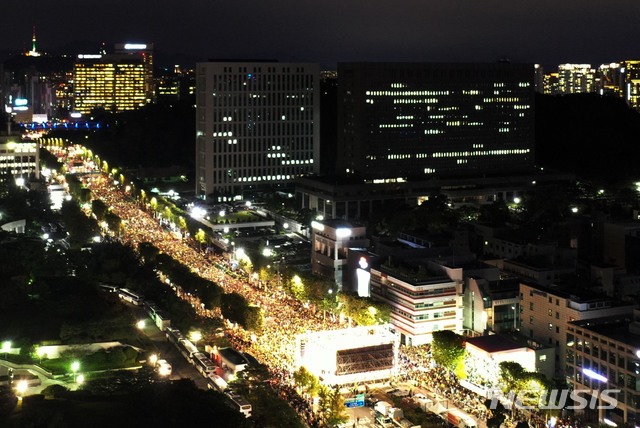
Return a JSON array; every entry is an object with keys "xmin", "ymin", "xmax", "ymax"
[{"xmin": 129, "ymin": 304, "xmax": 209, "ymax": 390}]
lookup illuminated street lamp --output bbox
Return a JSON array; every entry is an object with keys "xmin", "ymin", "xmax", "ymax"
[
  {"xmin": 15, "ymin": 380, "xmax": 28, "ymax": 396},
  {"xmin": 71, "ymin": 361, "xmax": 80, "ymax": 382},
  {"xmin": 190, "ymin": 331, "xmax": 202, "ymax": 348},
  {"xmin": 136, "ymin": 320, "xmax": 146, "ymax": 330},
  {"xmin": 149, "ymin": 354, "xmax": 158, "ymax": 366}
]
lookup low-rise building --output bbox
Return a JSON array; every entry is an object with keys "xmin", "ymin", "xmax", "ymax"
[
  {"xmin": 310, "ymin": 219, "xmax": 369, "ymax": 287},
  {"xmin": 370, "ymin": 260, "xmax": 463, "ymax": 346}
]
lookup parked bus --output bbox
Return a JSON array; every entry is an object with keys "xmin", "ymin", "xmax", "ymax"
[
  {"xmin": 192, "ymin": 352, "xmax": 216, "ymax": 376},
  {"xmin": 118, "ymin": 288, "xmax": 143, "ymax": 305},
  {"xmin": 177, "ymin": 338, "xmax": 199, "ymax": 361},
  {"xmin": 206, "ymin": 373, "xmax": 228, "ymax": 392},
  {"xmin": 227, "ymin": 393, "xmax": 252, "ymax": 418}
]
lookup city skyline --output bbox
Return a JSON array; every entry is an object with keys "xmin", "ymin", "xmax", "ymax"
[{"xmin": 2, "ymin": 0, "xmax": 640, "ymax": 71}]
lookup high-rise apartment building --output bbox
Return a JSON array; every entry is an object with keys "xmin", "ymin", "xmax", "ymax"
[
  {"xmin": 73, "ymin": 53, "xmax": 146, "ymax": 114},
  {"xmin": 195, "ymin": 61, "xmax": 320, "ymax": 200},
  {"xmin": 336, "ymin": 62, "xmax": 535, "ymax": 181}
]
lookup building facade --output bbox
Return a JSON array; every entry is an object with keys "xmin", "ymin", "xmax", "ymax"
[
  {"xmin": 195, "ymin": 61, "xmax": 320, "ymax": 200},
  {"xmin": 114, "ymin": 43, "xmax": 155, "ymax": 104},
  {"xmin": 370, "ymin": 261, "xmax": 464, "ymax": 346},
  {"xmin": 336, "ymin": 62, "xmax": 536, "ymax": 181},
  {"xmin": 73, "ymin": 54, "xmax": 146, "ymax": 114},
  {"xmin": 520, "ymin": 282, "xmax": 636, "ymax": 376},
  {"xmin": 566, "ymin": 313, "xmax": 640, "ymax": 425},
  {"xmin": 310, "ymin": 219, "xmax": 369, "ymax": 286},
  {"xmin": 0, "ymin": 137, "xmax": 39, "ymax": 181}
]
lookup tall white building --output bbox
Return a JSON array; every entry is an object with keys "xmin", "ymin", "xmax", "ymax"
[{"xmin": 195, "ymin": 61, "xmax": 320, "ymax": 200}]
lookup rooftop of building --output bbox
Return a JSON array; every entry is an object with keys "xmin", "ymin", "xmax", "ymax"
[
  {"xmin": 467, "ymin": 332, "xmax": 550, "ymax": 353},
  {"xmin": 217, "ymin": 347, "xmax": 249, "ymax": 366},
  {"xmin": 317, "ymin": 218, "xmax": 364, "ymax": 229},
  {"xmin": 570, "ymin": 315, "xmax": 640, "ymax": 349},
  {"xmin": 378, "ymin": 260, "xmax": 451, "ymax": 284},
  {"xmin": 521, "ymin": 278, "xmax": 622, "ymax": 304},
  {"xmin": 477, "ymin": 278, "xmax": 521, "ymax": 302},
  {"xmin": 466, "ymin": 335, "xmax": 526, "ymax": 353}
]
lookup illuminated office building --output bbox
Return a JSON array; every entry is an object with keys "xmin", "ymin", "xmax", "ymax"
[
  {"xmin": 195, "ymin": 61, "xmax": 320, "ymax": 200},
  {"xmin": 114, "ymin": 43, "xmax": 155, "ymax": 103},
  {"xmin": 597, "ymin": 63, "xmax": 624, "ymax": 97},
  {"xmin": 557, "ymin": 63, "xmax": 597, "ymax": 94},
  {"xmin": 336, "ymin": 62, "xmax": 535, "ymax": 180},
  {"xmin": 73, "ymin": 54, "xmax": 146, "ymax": 114},
  {"xmin": 0, "ymin": 137, "xmax": 40, "ymax": 181},
  {"xmin": 621, "ymin": 60, "xmax": 640, "ymax": 112}
]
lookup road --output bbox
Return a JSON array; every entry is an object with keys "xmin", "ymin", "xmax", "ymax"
[{"xmin": 129, "ymin": 304, "xmax": 208, "ymax": 390}]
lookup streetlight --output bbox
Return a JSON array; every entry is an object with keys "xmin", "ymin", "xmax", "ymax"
[
  {"xmin": 136, "ymin": 320, "xmax": 146, "ymax": 330},
  {"xmin": 71, "ymin": 361, "xmax": 80, "ymax": 382},
  {"xmin": 190, "ymin": 330, "xmax": 202, "ymax": 346},
  {"xmin": 16, "ymin": 379, "xmax": 28, "ymax": 400}
]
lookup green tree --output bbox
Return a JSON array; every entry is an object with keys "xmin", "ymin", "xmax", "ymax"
[
  {"xmin": 244, "ymin": 305, "xmax": 263, "ymax": 333},
  {"xmin": 317, "ymin": 385, "xmax": 348, "ymax": 428},
  {"xmin": 431, "ymin": 330, "xmax": 466, "ymax": 373},
  {"xmin": 220, "ymin": 292, "xmax": 248, "ymax": 327},
  {"xmin": 91, "ymin": 199, "xmax": 108, "ymax": 221},
  {"xmin": 293, "ymin": 366, "xmax": 320, "ymax": 397}
]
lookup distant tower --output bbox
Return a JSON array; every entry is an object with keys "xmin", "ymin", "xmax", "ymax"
[{"xmin": 25, "ymin": 25, "xmax": 41, "ymax": 57}]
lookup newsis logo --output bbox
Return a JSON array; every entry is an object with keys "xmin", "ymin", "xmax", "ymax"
[{"xmin": 488, "ymin": 389, "xmax": 620, "ymax": 410}]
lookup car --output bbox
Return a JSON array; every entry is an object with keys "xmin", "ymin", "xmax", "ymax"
[{"xmin": 156, "ymin": 359, "xmax": 172, "ymax": 376}]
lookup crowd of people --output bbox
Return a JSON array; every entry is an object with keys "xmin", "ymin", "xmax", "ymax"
[
  {"xmin": 75, "ymin": 167, "xmax": 575, "ymax": 428},
  {"xmin": 398, "ymin": 344, "xmax": 489, "ymax": 422},
  {"xmin": 80, "ymin": 172, "xmax": 349, "ymax": 426}
]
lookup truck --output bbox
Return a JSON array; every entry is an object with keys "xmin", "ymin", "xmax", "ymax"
[
  {"xmin": 445, "ymin": 408, "xmax": 477, "ymax": 428},
  {"xmin": 374, "ymin": 400, "xmax": 393, "ymax": 417},
  {"xmin": 374, "ymin": 401, "xmax": 394, "ymax": 427}
]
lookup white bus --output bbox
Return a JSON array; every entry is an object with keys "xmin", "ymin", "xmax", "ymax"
[
  {"xmin": 227, "ymin": 393, "xmax": 252, "ymax": 418},
  {"xmin": 177, "ymin": 338, "xmax": 199, "ymax": 361},
  {"xmin": 192, "ymin": 352, "xmax": 216, "ymax": 376},
  {"xmin": 118, "ymin": 288, "xmax": 143, "ymax": 305},
  {"xmin": 206, "ymin": 373, "xmax": 228, "ymax": 392}
]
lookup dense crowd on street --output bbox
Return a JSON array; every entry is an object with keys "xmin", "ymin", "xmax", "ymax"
[
  {"xmin": 81, "ymin": 172, "xmax": 348, "ymax": 426},
  {"xmin": 74, "ymin": 169, "xmax": 583, "ymax": 428}
]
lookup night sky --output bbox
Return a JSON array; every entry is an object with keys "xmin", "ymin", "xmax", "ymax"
[{"xmin": 3, "ymin": 0, "xmax": 640, "ymax": 71}]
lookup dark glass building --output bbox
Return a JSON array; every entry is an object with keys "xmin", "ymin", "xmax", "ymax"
[{"xmin": 336, "ymin": 62, "xmax": 536, "ymax": 181}]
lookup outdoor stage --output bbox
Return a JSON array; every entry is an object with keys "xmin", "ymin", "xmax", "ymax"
[{"xmin": 295, "ymin": 324, "xmax": 399, "ymax": 385}]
